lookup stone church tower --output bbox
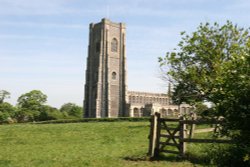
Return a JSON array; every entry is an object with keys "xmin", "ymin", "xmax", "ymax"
[{"xmin": 84, "ymin": 18, "xmax": 127, "ymax": 118}]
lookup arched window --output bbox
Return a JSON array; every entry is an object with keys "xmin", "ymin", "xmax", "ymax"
[
  {"xmin": 134, "ymin": 108, "xmax": 139, "ymax": 117},
  {"xmin": 161, "ymin": 109, "xmax": 167, "ymax": 117},
  {"xmin": 112, "ymin": 72, "xmax": 116, "ymax": 80},
  {"xmin": 111, "ymin": 38, "xmax": 118, "ymax": 52},
  {"xmin": 168, "ymin": 109, "xmax": 173, "ymax": 116}
]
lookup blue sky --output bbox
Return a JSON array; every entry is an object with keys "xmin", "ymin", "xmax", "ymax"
[{"xmin": 1, "ymin": 0, "xmax": 250, "ymax": 107}]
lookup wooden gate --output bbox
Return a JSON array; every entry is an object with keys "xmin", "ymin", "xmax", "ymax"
[
  {"xmin": 148, "ymin": 113, "xmax": 186, "ymax": 157},
  {"xmin": 148, "ymin": 112, "xmax": 231, "ymax": 158}
]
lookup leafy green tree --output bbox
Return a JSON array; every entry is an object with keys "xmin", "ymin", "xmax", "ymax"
[
  {"xmin": 0, "ymin": 102, "xmax": 16, "ymax": 115},
  {"xmin": 15, "ymin": 108, "xmax": 40, "ymax": 122},
  {"xmin": 159, "ymin": 21, "xmax": 250, "ymax": 166},
  {"xmin": 39, "ymin": 105, "xmax": 63, "ymax": 121},
  {"xmin": 0, "ymin": 102, "xmax": 16, "ymax": 123},
  {"xmin": 17, "ymin": 90, "xmax": 47, "ymax": 110},
  {"xmin": 60, "ymin": 103, "xmax": 83, "ymax": 118},
  {"xmin": 0, "ymin": 112, "xmax": 9, "ymax": 122},
  {"xmin": 0, "ymin": 90, "xmax": 10, "ymax": 104},
  {"xmin": 193, "ymin": 102, "xmax": 210, "ymax": 117},
  {"xmin": 16, "ymin": 90, "xmax": 47, "ymax": 122}
]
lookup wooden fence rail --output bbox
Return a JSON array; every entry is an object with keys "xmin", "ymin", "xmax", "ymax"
[{"xmin": 148, "ymin": 112, "xmax": 232, "ymax": 158}]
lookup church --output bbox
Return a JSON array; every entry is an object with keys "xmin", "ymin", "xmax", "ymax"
[{"xmin": 84, "ymin": 18, "xmax": 192, "ymax": 118}]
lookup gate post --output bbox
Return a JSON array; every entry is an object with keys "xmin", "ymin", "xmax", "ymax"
[
  {"xmin": 155, "ymin": 112, "xmax": 161, "ymax": 157},
  {"xmin": 148, "ymin": 112, "xmax": 158, "ymax": 158},
  {"xmin": 189, "ymin": 113, "xmax": 197, "ymax": 138},
  {"xmin": 148, "ymin": 112, "xmax": 161, "ymax": 158},
  {"xmin": 179, "ymin": 116, "xmax": 186, "ymax": 157}
]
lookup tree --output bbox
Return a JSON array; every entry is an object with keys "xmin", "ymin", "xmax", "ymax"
[
  {"xmin": 17, "ymin": 90, "xmax": 47, "ymax": 110},
  {"xmin": 60, "ymin": 103, "xmax": 83, "ymax": 118},
  {"xmin": 0, "ymin": 102, "xmax": 16, "ymax": 123},
  {"xmin": 0, "ymin": 90, "xmax": 10, "ymax": 104},
  {"xmin": 193, "ymin": 102, "xmax": 209, "ymax": 117},
  {"xmin": 39, "ymin": 105, "xmax": 63, "ymax": 121},
  {"xmin": 16, "ymin": 90, "xmax": 47, "ymax": 122},
  {"xmin": 159, "ymin": 21, "xmax": 250, "ymax": 166},
  {"xmin": 0, "ymin": 102, "xmax": 15, "ymax": 114},
  {"xmin": 14, "ymin": 108, "xmax": 40, "ymax": 122}
]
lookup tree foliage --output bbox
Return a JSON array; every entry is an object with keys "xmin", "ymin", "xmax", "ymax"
[
  {"xmin": 192, "ymin": 102, "xmax": 210, "ymax": 117},
  {"xmin": 0, "ymin": 90, "xmax": 83, "ymax": 123},
  {"xmin": 16, "ymin": 90, "xmax": 47, "ymax": 122},
  {"xmin": 39, "ymin": 105, "xmax": 64, "ymax": 121},
  {"xmin": 0, "ymin": 102, "xmax": 16, "ymax": 123},
  {"xmin": 17, "ymin": 90, "xmax": 47, "ymax": 110},
  {"xmin": 0, "ymin": 90, "xmax": 16, "ymax": 122},
  {"xmin": 60, "ymin": 103, "xmax": 83, "ymax": 118},
  {"xmin": 159, "ymin": 21, "xmax": 250, "ymax": 166},
  {"xmin": 0, "ymin": 90, "xmax": 10, "ymax": 104},
  {"xmin": 0, "ymin": 102, "xmax": 16, "ymax": 115}
]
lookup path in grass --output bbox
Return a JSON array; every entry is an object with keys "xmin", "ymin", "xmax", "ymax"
[{"xmin": 0, "ymin": 122, "xmax": 205, "ymax": 167}]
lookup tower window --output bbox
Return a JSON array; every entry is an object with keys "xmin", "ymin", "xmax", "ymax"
[
  {"xmin": 112, "ymin": 72, "xmax": 117, "ymax": 80},
  {"xmin": 96, "ymin": 42, "xmax": 100, "ymax": 52},
  {"xmin": 111, "ymin": 38, "xmax": 118, "ymax": 52}
]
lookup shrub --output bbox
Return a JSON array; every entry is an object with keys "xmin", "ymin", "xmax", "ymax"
[{"xmin": 207, "ymin": 144, "xmax": 250, "ymax": 167}]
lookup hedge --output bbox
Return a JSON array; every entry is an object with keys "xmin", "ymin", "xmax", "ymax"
[{"xmin": 33, "ymin": 117, "xmax": 150, "ymax": 124}]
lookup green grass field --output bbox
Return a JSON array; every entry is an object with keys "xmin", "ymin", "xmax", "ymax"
[{"xmin": 0, "ymin": 121, "xmax": 213, "ymax": 167}]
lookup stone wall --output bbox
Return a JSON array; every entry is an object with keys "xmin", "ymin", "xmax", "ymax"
[
  {"xmin": 127, "ymin": 91, "xmax": 194, "ymax": 117},
  {"xmin": 128, "ymin": 91, "xmax": 170, "ymax": 106}
]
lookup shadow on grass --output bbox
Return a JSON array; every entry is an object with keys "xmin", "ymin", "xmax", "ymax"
[
  {"xmin": 123, "ymin": 152, "xmax": 211, "ymax": 166},
  {"xmin": 123, "ymin": 156, "xmax": 149, "ymax": 161},
  {"xmin": 0, "ymin": 160, "xmax": 11, "ymax": 167},
  {"xmin": 183, "ymin": 152, "xmax": 211, "ymax": 165}
]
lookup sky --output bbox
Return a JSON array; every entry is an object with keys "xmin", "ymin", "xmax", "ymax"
[{"xmin": 0, "ymin": 0, "xmax": 250, "ymax": 108}]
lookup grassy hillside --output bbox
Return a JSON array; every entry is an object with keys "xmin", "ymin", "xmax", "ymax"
[{"xmin": 0, "ymin": 122, "xmax": 210, "ymax": 167}]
